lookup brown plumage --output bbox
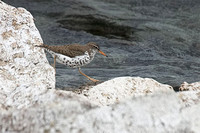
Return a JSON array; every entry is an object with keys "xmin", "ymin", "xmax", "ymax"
[{"xmin": 37, "ymin": 42, "xmax": 105, "ymax": 58}]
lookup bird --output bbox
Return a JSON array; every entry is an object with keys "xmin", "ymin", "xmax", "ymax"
[{"xmin": 36, "ymin": 42, "xmax": 108, "ymax": 82}]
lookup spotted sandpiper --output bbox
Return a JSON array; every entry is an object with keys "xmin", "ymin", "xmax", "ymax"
[{"xmin": 37, "ymin": 42, "xmax": 107, "ymax": 82}]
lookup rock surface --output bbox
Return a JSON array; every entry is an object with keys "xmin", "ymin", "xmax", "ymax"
[
  {"xmin": 0, "ymin": 1, "xmax": 55, "ymax": 109},
  {"xmin": 179, "ymin": 81, "xmax": 200, "ymax": 91},
  {"xmin": 77, "ymin": 77, "xmax": 173, "ymax": 106},
  {"xmin": 1, "ymin": 92, "xmax": 200, "ymax": 133},
  {"xmin": 178, "ymin": 82, "xmax": 200, "ymax": 107}
]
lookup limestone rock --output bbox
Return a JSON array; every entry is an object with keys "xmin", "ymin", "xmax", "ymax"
[
  {"xmin": 0, "ymin": 1, "xmax": 55, "ymax": 109},
  {"xmin": 0, "ymin": 89, "xmax": 96, "ymax": 133},
  {"xmin": 179, "ymin": 81, "xmax": 200, "ymax": 91},
  {"xmin": 77, "ymin": 77, "xmax": 173, "ymax": 106},
  {"xmin": 178, "ymin": 81, "xmax": 200, "ymax": 107},
  {"xmin": 178, "ymin": 91, "xmax": 200, "ymax": 107},
  {"xmin": 1, "ymin": 92, "xmax": 200, "ymax": 133},
  {"xmin": 181, "ymin": 103, "xmax": 200, "ymax": 132}
]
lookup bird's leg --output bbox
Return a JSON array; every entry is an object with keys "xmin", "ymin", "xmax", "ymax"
[
  {"xmin": 78, "ymin": 68, "xmax": 99, "ymax": 82},
  {"xmin": 53, "ymin": 55, "xmax": 57, "ymax": 69},
  {"xmin": 51, "ymin": 55, "xmax": 57, "ymax": 71}
]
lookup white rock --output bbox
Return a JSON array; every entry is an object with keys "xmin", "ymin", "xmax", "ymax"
[
  {"xmin": 178, "ymin": 91, "xmax": 200, "ymax": 107},
  {"xmin": 181, "ymin": 103, "xmax": 200, "ymax": 133},
  {"xmin": 1, "ymin": 92, "xmax": 200, "ymax": 133},
  {"xmin": 178, "ymin": 81, "xmax": 200, "ymax": 107},
  {"xmin": 0, "ymin": 1, "xmax": 55, "ymax": 109},
  {"xmin": 78, "ymin": 77, "xmax": 173, "ymax": 106},
  {"xmin": 179, "ymin": 81, "xmax": 200, "ymax": 91}
]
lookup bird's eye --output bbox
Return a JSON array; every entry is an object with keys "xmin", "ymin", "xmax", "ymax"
[{"xmin": 93, "ymin": 45, "xmax": 99, "ymax": 50}]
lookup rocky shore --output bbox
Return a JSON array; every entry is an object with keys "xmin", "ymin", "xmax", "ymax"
[{"xmin": 0, "ymin": 1, "xmax": 200, "ymax": 133}]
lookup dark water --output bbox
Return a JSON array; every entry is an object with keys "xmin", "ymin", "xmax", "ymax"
[{"xmin": 5, "ymin": 0, "xmax": 200, "ymax": 90}]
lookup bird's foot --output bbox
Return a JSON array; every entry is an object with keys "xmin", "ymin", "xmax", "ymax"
[{"xmin": 88, "ymin": 78, "xmax": 99, "ymax": 83}]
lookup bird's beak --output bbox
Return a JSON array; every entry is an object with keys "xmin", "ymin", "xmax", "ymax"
[{"xmin": 99, "ymin": 50, "xmax": 108, "ymax": 57}]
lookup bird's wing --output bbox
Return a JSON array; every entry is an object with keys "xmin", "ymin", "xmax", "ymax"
[
  {"xmin": 65, "ymin": 44, "xmax": 86, "ymax": 58},
  {"xmin": 46, "ymin": 44, "xmax": 86, "ymax": 58}
]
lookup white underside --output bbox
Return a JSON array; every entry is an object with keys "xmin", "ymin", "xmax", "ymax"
[{"xmin": 46, "ymin": 49, "xmax": 96, "ymax": 68}]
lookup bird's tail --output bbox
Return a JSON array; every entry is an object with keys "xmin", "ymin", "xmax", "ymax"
[{"xmin": 35, "ymin": 43, "xmax": 49, "ymax": 48}]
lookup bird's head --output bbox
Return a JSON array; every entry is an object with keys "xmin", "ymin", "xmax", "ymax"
[{"xmin": 87, "ymin": 42, "xmax": 108, "ymax": 57}]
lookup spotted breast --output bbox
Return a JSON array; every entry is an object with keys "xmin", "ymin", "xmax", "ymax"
[{"xmin": 46, "ymin": 49, "xmax": 97, "ymax": 68}]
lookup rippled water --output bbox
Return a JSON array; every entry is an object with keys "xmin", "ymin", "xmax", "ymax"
[{"xmin": 5, "ymin": 0, "xmax": 200, "ymax": 90}]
